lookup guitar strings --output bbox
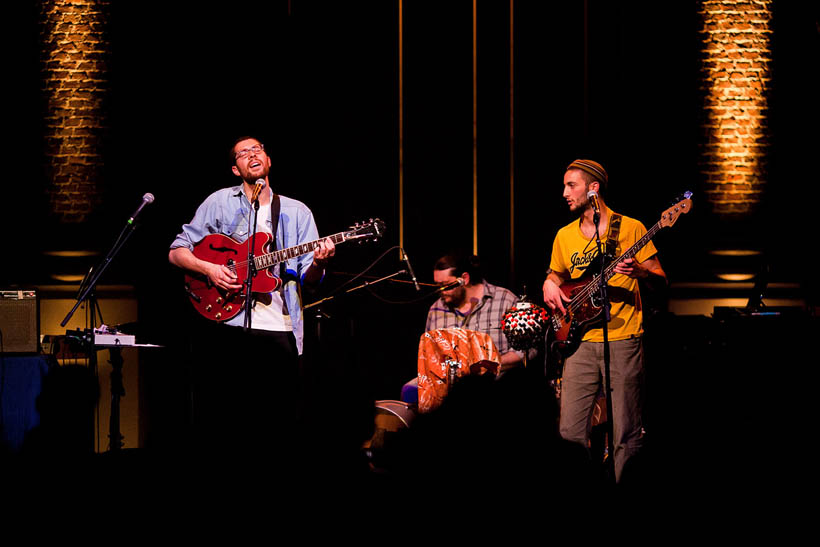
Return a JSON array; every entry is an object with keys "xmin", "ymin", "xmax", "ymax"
[
  {"xmin": 225, "ymin": 235, "xmax": 337, "ymax": 273},
  {"xmin": 562, "ymin": 220, "xmax": 662, "ymax": 317}
]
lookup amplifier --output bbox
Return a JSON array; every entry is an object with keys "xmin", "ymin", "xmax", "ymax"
[{"xmin": 0, "ymin": 289, "xmax": 40, "ymax": 354}]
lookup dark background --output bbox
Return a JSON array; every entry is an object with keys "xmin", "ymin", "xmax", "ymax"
[{"xmin": 2, "ymin": 1, "xmax": 818, "ymax": 456}]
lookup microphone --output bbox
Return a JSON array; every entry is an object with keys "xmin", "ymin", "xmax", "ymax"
[
  {"xmin": 250, "ymin": 179, "xmax": 265, "ymax": 203},
  {"xmin": 401, "ymin": 248, "xmax": 421, "ymax": 291},
  {"xmin": 437, "ymin": 278, "xmax": 465, "ymax": 292},
  {"xmin": 587, "ymin": 190, "xmax": 601, "ymax": 216},
  {"xmin": 127, "ymin": 193, "xmax": 154, "ymax": 225}
]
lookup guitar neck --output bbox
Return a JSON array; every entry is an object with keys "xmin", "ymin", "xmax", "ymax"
[
  {"xmin": 254, "ymin": 231, "xmax": 347, "ymax": 270},
  {"xmin": 567, "ymin": 220, "xmax": 663, "ymax": 311},
  {"xmin": 602, "ymin": 220, "xmax": 663, "ymax": 283}
]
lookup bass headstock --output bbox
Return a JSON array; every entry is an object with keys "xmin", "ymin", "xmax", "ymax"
[{"xmin": 659, "ymin": 191, "xmax": 693, "ymax": 228}]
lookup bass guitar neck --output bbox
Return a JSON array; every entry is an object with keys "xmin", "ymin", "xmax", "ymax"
[{"xmin": 546, "ymin": 192, "xmax": 692, "ymax": 359}]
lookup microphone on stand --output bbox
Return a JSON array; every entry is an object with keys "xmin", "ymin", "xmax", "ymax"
[
  {"xmin": 587, "ymin": 190, "xmax": 602, "ymax": 227},
  {"xmin": 587, "ymin": 190, "xmax": 601, "ymax": 216},
  {"xmin": 437, "ymin": 278, "xmax": 464, "ymax": 292},
  {"xmin": 127, "ymin": 193, "xmax": 155, "ymax": 225},
  {"xmin": 251, "ymin": 179, "xmax": 265, "ymax": 204},
  {"xmin": 401, "ymin": 248, "xmax": 421, "ymax": 291}
]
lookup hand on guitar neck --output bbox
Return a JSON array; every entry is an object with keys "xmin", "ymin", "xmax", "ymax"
[
  {"xmin": 303, "ymin": 237, "xmax": 336, "ymax": 286},
  {"xmin": 613, "ymin": 257, "xmax": 667, "ymax": 291}
]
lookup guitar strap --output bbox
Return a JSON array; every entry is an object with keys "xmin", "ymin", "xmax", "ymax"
[
  {"xmin": 606, "ymin": 213, "xmax": 622, "ymax": 260},
  {"xmin": 270, "ymin": 193, "xmax": 281, "ymax": 251},
  {"xmin": 270, "ymin": 193, "xmax": 283, "ymax": 277}
]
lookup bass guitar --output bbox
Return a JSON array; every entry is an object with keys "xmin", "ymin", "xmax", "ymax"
[
  {"xmin": 546, "ymin": 192, "xmax": 692, "ymax": 358},
  {"xmin": 184, "ymin": 218, "xmax": 385, "ymax": 322}
]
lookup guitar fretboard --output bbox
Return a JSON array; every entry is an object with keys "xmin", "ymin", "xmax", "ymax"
[
  {"xmin": 557, "ymin": 194, "xmax": 690, "ymax": 321},
  {"xmin": 254, "ymin": 232, "xmax": 347, "ymax": 270},
  {"xmin": 567, "ymin": 220, "xmax": 662, "ymax": 314},
  {"xmin": 601, "ymin": 221, "xmax": 662, "ymax": 283}
]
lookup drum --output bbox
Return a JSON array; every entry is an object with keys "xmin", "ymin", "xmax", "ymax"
[
  {"xmin": 363, "ymin": 400, "xmax": 416, "ymax": 472},
  {"xmin": 372, "ymin": 399, "xmax": 415, "ymax": 432}
]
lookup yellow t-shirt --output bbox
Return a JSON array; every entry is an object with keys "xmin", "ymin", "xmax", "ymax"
[{"xmin": 549, "ymin": 212, "xmax": 657, "ymax": 342}]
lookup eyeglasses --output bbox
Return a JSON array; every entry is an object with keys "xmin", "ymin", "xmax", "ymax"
[{"xmin": 235, "ymin": 144, "xmax": 264, "ymax": 160}]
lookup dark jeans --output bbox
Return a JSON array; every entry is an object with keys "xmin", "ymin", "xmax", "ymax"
[
  {"xmin": 190, "ymin": 322, "xmax": 300, "ymax": 460},
  {"xmin": 559, "ymin": 337, "xmax": 645, "ymax": 483}
]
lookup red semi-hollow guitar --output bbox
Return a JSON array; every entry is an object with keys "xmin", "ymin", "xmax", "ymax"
[
  {"xmin": 184, "ymin": 218, "xmax": 385, "ymax": 322},
  {"xmin": 546, "ymin": 192, "xmax": 692, "ymax": 359}
]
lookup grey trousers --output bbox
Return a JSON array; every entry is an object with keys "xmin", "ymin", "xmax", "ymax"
[{"xmin": 558, "ymin": 336, "xmax": 645, "ymax": 482}]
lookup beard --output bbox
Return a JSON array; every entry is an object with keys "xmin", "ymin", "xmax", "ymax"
[
  {"xmin": 570, "ymin": 188, "xmax": 592, "ymax": 217},
  {"xmin": 237, "ymin": 161, "xmax": 270, "ymax": 184},
  {"xmin": 441, "ymin": 286, "xmax": 467, "ymax": 308}
]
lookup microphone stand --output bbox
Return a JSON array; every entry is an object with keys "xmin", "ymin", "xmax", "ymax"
[
  {"xmin": 243, "ymin": 196, "xmax": 261, "ymax": 331},
  {"xmin": 60, "ymin": 217, "xmax": 142, "ymax": 453},
  {"xmin": 592, "ymin": 208, "xmax": 616, "ymax": 484}
]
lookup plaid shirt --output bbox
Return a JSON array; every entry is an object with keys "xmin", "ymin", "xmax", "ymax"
[{"xmin": 425, "ymin": 281, "xmax": 519, "ymax": 356}]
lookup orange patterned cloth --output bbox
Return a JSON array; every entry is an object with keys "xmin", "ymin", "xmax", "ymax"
[{"xmin": 417, "ymin": 328, "xmax": 500, "ymax": 413}]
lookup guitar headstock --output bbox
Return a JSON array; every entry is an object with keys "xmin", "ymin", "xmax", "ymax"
[
  {"xmin": 659, "ymin": 191, "xmax": 693, "ymax": 228},
  {"xmin": 345, "ymin": 218, "xmax": 386, "ymax": 243}
]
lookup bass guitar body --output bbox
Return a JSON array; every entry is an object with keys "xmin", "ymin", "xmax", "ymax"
[
  {"xmin": 184, "ymin": 232, "xmax": 280, "ymax": 322},
  {"xmin": 546, "ymin": 274, "xmax": 609, "ymax": 359}
]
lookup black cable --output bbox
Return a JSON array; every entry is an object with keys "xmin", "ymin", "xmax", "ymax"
[
  {"xmin": 322, "ymin": 245, "xmax": 402, "ymax": 297},
  {"xmin": 319, "ymin": 244, "xmax": 442, "ymax": 306}
]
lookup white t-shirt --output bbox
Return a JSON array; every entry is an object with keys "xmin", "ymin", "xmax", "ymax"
[{"xmin": 249, "ymin": 201, "xmax": 292, "ymax": 332}]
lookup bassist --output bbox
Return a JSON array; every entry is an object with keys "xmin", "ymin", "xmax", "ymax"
[{"xmin": 542, "ymin": 159, "xmax": 666, "ymax": 483}]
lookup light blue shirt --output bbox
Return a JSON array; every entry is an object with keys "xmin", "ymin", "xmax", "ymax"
[{"xmin": 170, "ymin": 184, "xmax": 320, "ymax": 354}]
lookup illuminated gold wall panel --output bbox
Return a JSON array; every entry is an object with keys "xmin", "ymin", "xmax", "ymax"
[
  {"xmin": 699, "ymin": 0, "xmax": 772, "ymax": 216},
  {"xmin": 39, "ymin": 0, "xmax": 110, "ymax": 223}
]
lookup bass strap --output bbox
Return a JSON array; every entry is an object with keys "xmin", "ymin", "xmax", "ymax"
[{"xmin": 605, "ymin": 212, "xmax": 622, "ymax": 261}]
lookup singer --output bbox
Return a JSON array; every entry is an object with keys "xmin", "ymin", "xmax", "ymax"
[
  {"xmin": 167, "ymin": 135, "xmax": 334, "ymax": 459},
  {"xmin": 426, "ymin": 252, "xmax": 526, "ymax": 370},
  {"xmin": 541, "ymin": 158, "xmax": 666, "ymax": 483}
]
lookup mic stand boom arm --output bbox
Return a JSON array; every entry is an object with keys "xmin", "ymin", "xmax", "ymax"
[
  {"xmin": 61, "ymin": 221, "xmax": 139, "ymax": 328},
  {"xmin": 304, "ymin": 269, "xmax": 409, "ymax": 310}
]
